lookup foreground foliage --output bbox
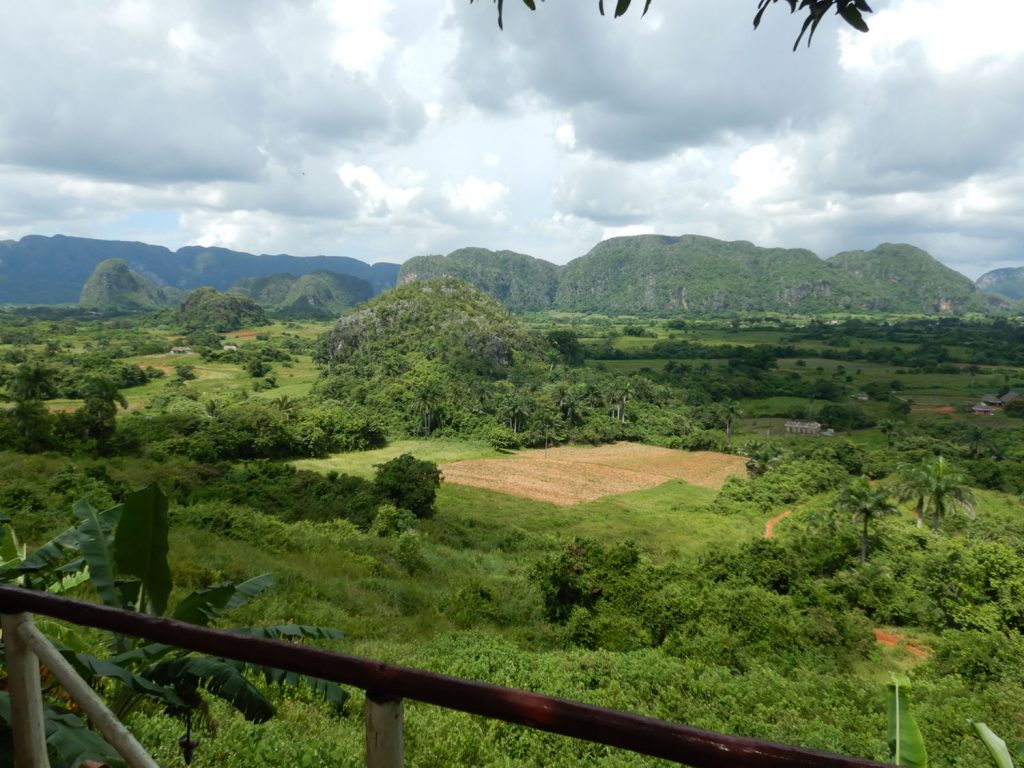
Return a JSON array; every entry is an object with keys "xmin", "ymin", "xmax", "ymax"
[{"xmin": 0, "ymin": 486, "xmax": 346, "ymax": 768}]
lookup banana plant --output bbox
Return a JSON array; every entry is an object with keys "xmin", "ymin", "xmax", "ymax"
[
  {"xmin": 888, "ymin": 674, "xmax": 1024, "ymax": 768},
  {"xmin": 1, "ymin": 484, "xmax": 348, "ymax": 766}
]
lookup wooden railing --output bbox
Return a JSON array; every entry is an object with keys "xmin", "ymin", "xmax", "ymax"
[{"xmin": 0, "ymin": 585, "xmax": 894, "ymax": 768}]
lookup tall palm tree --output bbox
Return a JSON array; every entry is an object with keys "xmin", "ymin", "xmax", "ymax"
[
  {"xmin": 893, "ymin": 457, "xmax": 976, "ymax": 531},
  {"xmin": 960, "ymin": 425, "xmax": 992, "ymax": 460},
  {"xmin": 720, "ymin": 399, "xmax": 742, "ymax": 449},
  {"xmin": 892, "ymin": 463, "xmax": 930, "ymax": 529},
  {"xmin": 922, "ymin": 456, "xmax": 976, "ymax": 531},
  {"xmin": 835, "ymin": 476, "xmax": 897, "ymax": 565},
  {"xmin": 876, "ymin": 419, "xmax": 902, "ymax": 449},
  {"xmin": 7, "ymin": 361, "xmax": 58, "ymax": 402}
]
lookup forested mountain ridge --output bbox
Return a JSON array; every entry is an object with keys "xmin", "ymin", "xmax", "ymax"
[
  {"xmin": 0, "ymin": 234, "xmax": 399, "ymax": 304},
  {"xmin": 79, "ymin": 258, "xmax": 179, "ymax": 310},
  {"xmin": 976, "ymin": 267, "xmax": 1024, "ymax": 299},
  {"xmin": 398, "ymin": 247, "xmax": 560, "ymax": 312},
  {"xmin": 825, "ymin": 244, "xmax": 978, "ymax": 313},
  {"xmin": 556, "ymin": 235, "xmax": 831, "ymax": 313},
  {"xmin": 554, "ymin": 236, "xmax": 993, "ymax": 314},
  {"xmin": 2, "ymin": 232, "xmax": 1018, "ymax": 315},
  {"xmin": 229, "ymin": 270, "xmax": 375, "ymax": 318},
  {"xmin": 400, "ymin": 236, "xmax": 1013, "ymax": 315}
]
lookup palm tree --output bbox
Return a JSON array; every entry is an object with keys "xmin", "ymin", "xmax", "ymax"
[
  {"xmin": 892, "ymin": 463, "xmax": 930, "ymax": 529},
  {"xmin": 835, "ymin": 476, "xmax": 897, "ymax": 565},
  {"xmin": 960, "ymin": 425, "xmax": 992, "ymax": 460},
  {"xmin": 893, "ymin": 457, "xmax": 976, "ymax": 531},
  {"xmin": 737, "ymin": 440, "xmax": 782, "ymax": 478},
  {"xmin": 80, "ymin": 374, "xmax": 128, "ymax": 452},
  {"xmin": 270, "ymin": 394, "xmax": 300, "ymax": 416},
  {"xmin": 922, "ymin": 456, "xmax": 976, "ymax": 531},
  {"xmin": 720, "ymin": 399, "xmax": 742, "ymax": 449},
  {"xmin": 7, "ymin": 361, "xmax": 58, "ymax": 402},
  {"xmin": 877, "ymin": 419, "xmax": 902, "ymax": 449}
]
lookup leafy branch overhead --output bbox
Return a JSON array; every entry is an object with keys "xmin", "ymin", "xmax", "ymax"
[{"xmin": 474, "ymin": 0, "xmax": 873, "ymax": 49}]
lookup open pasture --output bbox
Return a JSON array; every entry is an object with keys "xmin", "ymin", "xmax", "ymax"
[{"xmin": 442, "ymin": 442, "xmax": 746, "ymax": 505}]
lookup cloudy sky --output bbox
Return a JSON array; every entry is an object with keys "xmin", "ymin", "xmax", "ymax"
[{"xmin": 1, "ymin": 1, "xmax": 1022, "ymax": 278}]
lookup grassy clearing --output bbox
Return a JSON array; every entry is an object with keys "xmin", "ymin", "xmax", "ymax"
[
  {"xmin": 435, "ymin": 480, "xmax": 735, "ymax": 562},
  {"xmin": 294, "ymin": 438, "xmax": 502, "ymax": 478}
]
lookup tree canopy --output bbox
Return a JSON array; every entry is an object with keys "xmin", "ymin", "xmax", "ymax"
[{"xmin": 475, "ymin": 0, "xmax": 873, "ymax": 49}]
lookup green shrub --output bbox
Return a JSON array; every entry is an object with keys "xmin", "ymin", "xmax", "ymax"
[
  {"xmin": 395, "ymin": 530, "xmax": 427, "ymax": 574},
  {"xmin": 373, "ymin": 454, "xmax": 442, "ymax": 519},
  {"xmin": 369, "ymin": 503, "xmax": 417, "ymax": 537}
]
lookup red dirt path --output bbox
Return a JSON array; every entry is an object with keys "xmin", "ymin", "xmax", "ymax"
[
  {"xmin": 873, "ymin": 628, "xmax": 930, "ymax": 659},
  {"xmin": 764, "ymin": 509, "xmax": 791, "ymax": 540}
]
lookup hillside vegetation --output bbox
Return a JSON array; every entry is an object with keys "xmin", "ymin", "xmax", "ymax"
[
  {"xmin": 399, "ymin": 236, "xmax": 1012, "ymax": 315},
  {"xmin": 230, "ymin": 270, "xmax": 375, "ymax": 318},
  {"xmin": 555, "ymin": 237, "xmax": 990, "ymax": 314},
  {"xmin": 79, "ymin": 258, "xmax": 177, "ymax": 310},
  {"xmin": 977, "ymin": 266, "xmax": 1024, "ymax": 299},
  {"xmin": 178, "ymin": 287, "xmax": 268, "ymax": 333},
  {"xmin": 398, "ymin": 247, "xmax": 560, "ymax": 312},
  {"xmin": 6, "ymin": 232, "xmax": 1022, "ymax": 316},
  {"xmin": 826, "ymin": 244, "xmax": 979, "ymax": 312},
  {"xmin": 4, "ymin": 304, "xmax": 1024, "ymax": 766}
]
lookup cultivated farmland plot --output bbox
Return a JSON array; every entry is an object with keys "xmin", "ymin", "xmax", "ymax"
[{"xmin": 442, "ymin": 442, "xmax": 746, "ymax": 505}]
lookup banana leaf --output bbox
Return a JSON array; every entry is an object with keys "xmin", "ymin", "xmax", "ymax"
[
  {"xmin": 147, "ymin": 656, "xmax": 275, "ymax": 722},
  {"xmin": 113, "ymin": 484, "xmax": 171, "ymax": 616},
  {"xmin": 73, "ymin": 498, "xmax": 121, "ymax": 609},
  {"xmin": 61, "ymin": 649, "xmax": 185, "ymax": 708},
  {"xmin": 172, "ymin": 573, "xmax": 273, "ymax": 626},
  {"xmin": 970, "ymin": 721, "xmax": 1016, "ymax": 768},
  {"xmin": 888, "ymin": 673, "xmax": 927, "ymax": 768}
]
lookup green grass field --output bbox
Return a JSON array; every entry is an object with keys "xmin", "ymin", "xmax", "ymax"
[{"xmin": 294, "ymin": 438, "xmax": 502, "ymax": 478}]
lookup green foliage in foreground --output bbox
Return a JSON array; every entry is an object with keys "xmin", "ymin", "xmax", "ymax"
[
  {"xmin": 0, "ymin": 485, "xmax": 347, "ymax": 768},
  {"xmin": 3, "ymin": 450, "xmax": 1024, "ymax": 766}
]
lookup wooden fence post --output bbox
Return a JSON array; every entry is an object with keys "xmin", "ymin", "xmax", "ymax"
[
  {"xmin": 1, "ymin": 613, "xmax": 51, "ymax": 768},
  {"xmin": 365, "ymin": 691, "xmax": 403, "ymax": 768},
  {"xmin": 16, "ymin": 619, "xmax": 159, "ymax": 768}
]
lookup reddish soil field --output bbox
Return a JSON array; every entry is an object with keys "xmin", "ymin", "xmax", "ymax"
[
  {"xmin": 442, "ymin": 442, "xmax": 746, "ymax": 506},
  {"xmin": 873, "ymin": 628, "xmax": 930, "ymax": 659}
]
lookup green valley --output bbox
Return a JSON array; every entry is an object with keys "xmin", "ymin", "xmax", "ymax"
[{"xmin": 3, "ymin": 282, "xmax": 1024, "ymax": 767}]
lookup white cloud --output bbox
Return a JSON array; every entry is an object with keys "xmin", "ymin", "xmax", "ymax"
[
  {"xmin": 728, "ymin": 144, "xmax": 795, "ymax": 205},
  {"xmin": 601, "ymin": 223, "xmax": 655, "ymax": 241},
  {"xmin": 555, "ymin": 121, "xmax": 576, "ymax": 151},
  {"xmin": 445, "ymin": 176, "xmax": 508, "ymax": 217},
  {"xmin": 338, "ymin": 163, "xmax": 422, "ymax": 217},
  {"xmin": 840, "ymin": 0, "xmax": 1024, "ymax": 74},
  {"xmin": 327, "ymin": 1, "xmax": 396, "ymax": 75}
]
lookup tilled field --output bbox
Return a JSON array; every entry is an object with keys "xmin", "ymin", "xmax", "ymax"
[{"xmin": 441, "ymin": 442, "xmax": 746, "ymax": 506}]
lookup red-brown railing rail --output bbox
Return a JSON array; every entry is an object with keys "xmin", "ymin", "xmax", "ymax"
[{"xmin": 0, "ymin": 585, "xmax": 893, "ymax": 767}]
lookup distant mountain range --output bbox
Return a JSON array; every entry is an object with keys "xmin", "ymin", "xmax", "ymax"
[
  {"xmin": 0, "ymin": 234, "xmax": 399, "ymax": 305},
  {"xmin": 1, "ymin": 233, "xmax": 1020, "ymax": 315},
  {"xmin": 401, "ymin": 236, "xmax": 1019, "ymax": 315}
]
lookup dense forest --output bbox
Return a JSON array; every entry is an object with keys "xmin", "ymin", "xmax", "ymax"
[{"xmin": 2, "ymin": 280, "xmax": 1024, "ymax": 766}]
